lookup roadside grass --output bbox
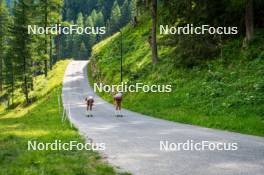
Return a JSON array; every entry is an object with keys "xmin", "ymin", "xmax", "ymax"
[
  {"xmin": 0, "ymin": 60, "xmax": 128, "ymax": 175},
  {"xmin": 0, "ymin": 60, "xmax": 70, "ymax": 110},
  {"xmin": 89, "ymin": 16, "xmax": 264, "ymax": 136}
]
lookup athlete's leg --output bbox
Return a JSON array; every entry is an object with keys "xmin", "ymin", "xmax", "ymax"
[
  {"xmin": 115, "ymin": 100, "xmax": 119, "ymax": 110},
  {"xmin": 119, "ymin": 101, "xmax": 121, "ymax": 110}
]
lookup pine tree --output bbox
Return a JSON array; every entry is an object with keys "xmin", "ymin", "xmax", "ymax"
[
  {"xmin": 11, "ymin": 0, "xmax": 34, "ymax": 103},
  {"xmin": 79, "ymin": 42, "xmax": 87, "ymax": 60},
  {"xmin": 91, "ymin": 10, "xmax": 98, "ymax": 25},
  {"xmin": 109, "ymin": 0, "xmax": 121, "ymax": 34},
  {"xmin": 151, "ymin": 0, "xmax": 158, "ymax": 64},
  {"xmin": 120, "ymin": 0, "xmax": 130, "ymax": 26},
  {"xmin": 0, "ymin": 0, "xmax": 9, "ymax": 92},
  {"xmin": 85, "ymin": 15, "xmax": 96, "ymax": 51},
  {"xmin": 51, "ymin": 0, "xmax": 63, "ymax": 64},
  {"xmin": 245, "ymin": 0, "xmax": 254, "ymax": 43},
  {"xmin": 97, "ymin": 11, "xmax": 104, "ymax": 27},
  {"xmin": 3, "ymin": 48, "xmax": 14, "ymax": 107},
  {"xmin": 129, "ymin": 0, "xmax": 137, "ymax": 17},
  {"xmin": 40, "ymin": 0, "xmax": 63, "ymax": 71},
  {"xmin": 73, "ymin": 12, "xmax": 84, "ymax": 59},
  {"xmin": 76, "ymin": 12, "xmax": 84, "ymax": 26},
  {"xmin": 39, "ymin": 0, "xmax": 49, "ymax": 77},
  {"xmin": 90, "ymin": 10, "xmax": 105, "ymax": 41}
]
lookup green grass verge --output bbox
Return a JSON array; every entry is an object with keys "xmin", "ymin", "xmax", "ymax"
[
  {"xmin": 0, "ymin": 60, "xmax": 128, "ymax": 175},
  {"xmin": 88, "ymin": 16, "xmax": 264, "ymax": 136}
]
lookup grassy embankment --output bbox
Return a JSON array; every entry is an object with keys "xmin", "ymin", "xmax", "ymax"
[
  {"xmin": 0, "ymin": 60, "xmax": 127, "ymax": 175},
  {"xmin": 88, "ymin": 16, "xmax": 264, "ymax": 136}
]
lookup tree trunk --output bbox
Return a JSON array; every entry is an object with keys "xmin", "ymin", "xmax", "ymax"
[
  {"xmin": 56, "ymin": 35, "xmax": 61, "ymax": 61},
  {"xmin": 0, "ymin": 35, "xmax": 3, "ymax": 92},
  {"xmin": 44, "ymin": 0, "xmax": 48, "ymax": 76},
  {"xmin": 151, "ymin": 0, "xmax": 158, "ymax": 64},
  {"xmin": 30, "ymin": 60, "xmax": 34, "ymax": 90},
  {"xmin": 56, "ymin": 20, "xmax": 61, "ymax": 61},
  {"xmin": 0, "ymin": 56, "xmax": 2, "ymax": 92},
  {"xmin": 44, "ymin": 60, "xmax": 48, "ymax": 77},
  {"xmin": 11, "ymin": 74, "xmax": 14, "ymax": 105},
  {"xmin": 132, "ymin": 16, "xmax": 138, "ymax": 27},
  {"xmin": 21, "ymin": 4, "xmax": 29, "ymax": 104},
  {"xmin": 23, "ymin": 52, "xmax": 29, "ymax": 103},
  {"xmin": 49, "ymin": 35, "xmax": 53, "ymax": 69},
  {"xmin": 24, "ymin": 75, "xmax": 29, "ymax": 104},
  {"xmin": 145, "ymin": 0, "xmax": 149, "ymax": 8},
  {"xmin": 245, "ymin": 0, "xmax": 254, "ymax": 42}
]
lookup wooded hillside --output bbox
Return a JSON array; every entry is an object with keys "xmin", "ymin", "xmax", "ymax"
[{"xmin": 89, "ymin": 0, "xmax": 264, "ymax": 136}]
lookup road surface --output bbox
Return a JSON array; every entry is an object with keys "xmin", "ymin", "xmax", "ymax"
[{"xmin": 62, "ymin": 60, "xmax": 264, "ymax": 175}]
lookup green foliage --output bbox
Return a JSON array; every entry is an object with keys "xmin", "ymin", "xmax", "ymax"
[
  {"xmin": 129, "ymin": 0, "xmax": 137, "ymax": 17},
  {"xmin": 158, "ymin": 0, "xmax": 264, "ymax": 66},
  {"xmin": 120, "ymin": 0, "xmax": 131, "ymax": 26},
  {"xmin": 172, "ymin": 34, "xmax": 220, "ymax": 67},
  {"xmin": 0, "ymin": 0, "xmax": 10, "ymax": 92},
  {"xmin": 0, "ymin": 60, "xmax": 126, "ymax": 175},
  {"xmin": 79, "ymin": 42, "xmax": 87, "ymax": 59},
  {"xmin": 89, "ymin": 15, "xmax": 264, "ymax": 136},
  {"xmin": 2, "ymin": 49, "xmax": 14, "ymax": 106},
  {"xmin": 0, "ymin": 0, "xmax": 64, "ymax": 105},
  {"xmin": 11, "ymin": 0, "xmax": 35, "ymax": 103},
  {"xmin": 60, "ymin": 0, "xmax": 136, "ymax": 59},
  {"xmin": 76, "ymin": 12, "xmax": 84, "ymax": 26},
  {"xmin": 37, "ymin": 0, "xmax": 63, "ymax": 74},
  {"xmin": 96, "ymin": 11, "xmax": 105, "ymax": 27},
  {"xmin": 109, "ymin": 1, "xmax": 122, "ymax": 33}
]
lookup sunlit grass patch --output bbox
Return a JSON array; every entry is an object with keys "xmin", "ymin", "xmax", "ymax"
[{"xmin": 0, "ymin": 60, "xmax": 128, "ymax": 175}]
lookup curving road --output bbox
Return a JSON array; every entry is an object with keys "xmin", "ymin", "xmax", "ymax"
[{"xmin": 62, "ymin": 60, "xmax": 264, "ymax": 175}]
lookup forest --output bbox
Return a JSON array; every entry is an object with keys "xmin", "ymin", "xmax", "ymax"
[
  {"xmin": 89, "ymin": 0, "xmax": 264, "ymax": 135},
  {"xmin": 0, "ymin": 0, "xmax": 136, "ymax": 106},
  {"xmin": 0, "ymin": 0, "xmax": 264, "ymax": 174},
  {"xmin": 0, "ymin": 0, "xmax": 264, "ymax": 132}
]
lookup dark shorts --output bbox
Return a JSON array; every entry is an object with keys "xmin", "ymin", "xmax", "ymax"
[
  {"xmin": 87, "ymin": 99, "xmax": 94, "ymax": 106},
  {"xmin": 114, "ymin": 97, "xmax": 122, "ymax": 103}
]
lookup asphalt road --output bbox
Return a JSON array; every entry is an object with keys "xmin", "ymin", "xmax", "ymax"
[{"xmin": 62, "ymin": 60, "xmax": 264, "ymax": 175}]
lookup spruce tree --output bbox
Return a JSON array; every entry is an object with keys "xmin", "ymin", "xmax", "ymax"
[
  {"xmin": 3, "ymin": 48, "xmax": 14, "ymax": 107},
  {"xmin": 85, "ymin": 15, "xmax": 96, "ymax": 51},
  {"xmin": 0, "ymin": 0, "xmax": 9, "ymax": 92},
  {"xmin": 120, "ymin": 0, "xmax": 130, "ymax": 26},
  {"xmin": 109, "ymin": 1, "xmax": 121, "ymax": 34},
  {"xmin": 97, "ymin": 11, "xmax": 105, "ymax": 27},
  {"xmin": 151, "ymin": 0, "xmax": 158, "ymax": 64},
  {"xmin": 73, "ymin": 12, "xmax": 84, "ymax": 59},
  {"xmin": 79, "ymin": 42, "xmax": 87, "ymax": 60},
  {"xmin": 11, "ymin": 0, "xmax": 34, "ymax": 103}
]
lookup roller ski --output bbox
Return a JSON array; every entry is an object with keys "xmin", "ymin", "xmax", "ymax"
[
  {"xmin": 115, "ymin": 110, "xmax": 123, "ymax": 117},
  {"xmin": 86, "ymin": 111, "xmax": 93, "ymax": 117}
]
